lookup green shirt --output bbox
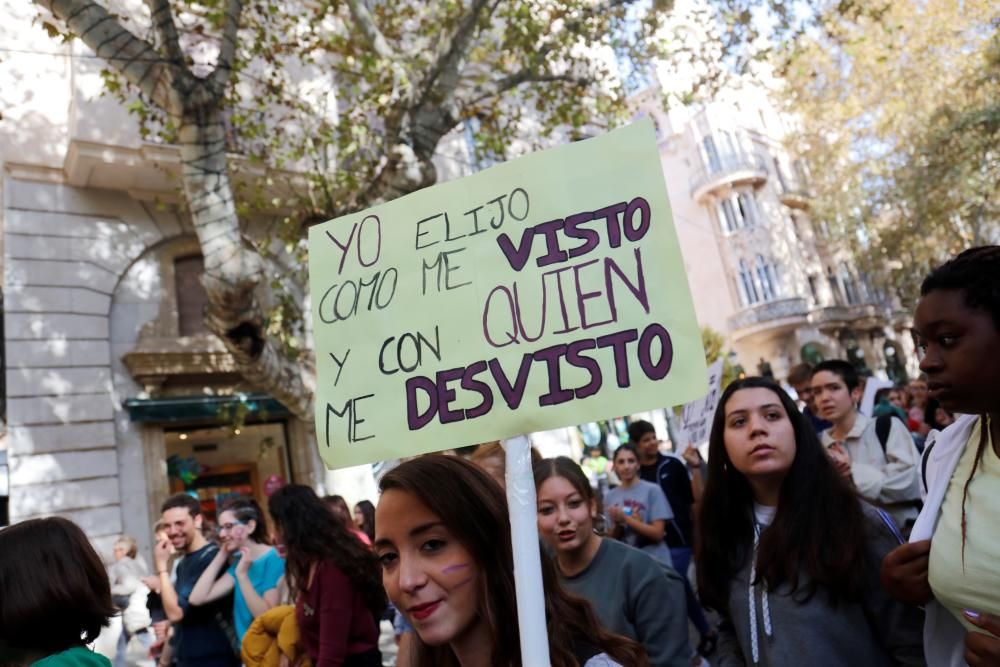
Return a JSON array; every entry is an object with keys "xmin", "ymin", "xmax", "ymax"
[{"xmin": 32, "ymin": 647, "xmax": 112, "ymax": 667}]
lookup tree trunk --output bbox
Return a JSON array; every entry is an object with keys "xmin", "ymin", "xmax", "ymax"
[{"xmin": 178, "ymin": 109, "xmax": 314, "ymax": 420}]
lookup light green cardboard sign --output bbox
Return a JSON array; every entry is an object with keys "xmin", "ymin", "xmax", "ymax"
[{"xmin": 308, "ymin": 119, "xmax": 707, "ymax": 469}]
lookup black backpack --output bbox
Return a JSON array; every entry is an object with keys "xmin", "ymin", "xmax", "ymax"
[{"xmin": 873, "ymin": 414, "xmax": 923, "ymax": 511}]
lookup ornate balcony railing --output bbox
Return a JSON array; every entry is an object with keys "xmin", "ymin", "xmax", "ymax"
[
  {"xmin": 728, "ymin": 297, "xmax": 810, "ymax": 332},
  {"xmin": 690, "ymin": 151, "xmax": 768, "ymax": 202}
]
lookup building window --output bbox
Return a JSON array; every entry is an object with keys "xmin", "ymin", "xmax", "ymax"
[
  {"xmin": 840, "ymin": 262, "xmax": 860, "ymax": 305},
  {"xmin": 827, "ymin": 267, "xmax": 844, "ymax": 306},
  {"xmin": 175, "ymin": 255, "xmax": 210, "ymax": 336},
  {"xmin": 755, "ymin": 254, "xmax": 779, "ymax": 301},
  {"xmin": 790, "ymin": 212, "xmax": 803, "ymax": 239},
  {"xmin": 807, "ymin": 275, "xmax": 819, "ymax": 303},
  {"xmin": 717, "ymin": 198, "xmax": 739, "ymax": 233},
  {"xmin": 701, "ymin": 136, "xmax": 721, "ymax": 172},
  {"xmin": 774, "ymin": 158, "xmax": 789, "ymax": 191},
  {"xmin": 737, "ymin": 192, "xmax": 759, "ymax": 227},
  {"xmin": 738, "ymin": 259, "xmax": 760, "ymax": 306},
  {"xmin": 718, "ymin": 129, "xmax": 739, "ymax": 158}
]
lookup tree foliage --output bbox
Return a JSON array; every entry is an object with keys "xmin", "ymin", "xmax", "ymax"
[
  {"xmin": 35, "ymin": 0, "xmax": 741, "ymax": 415},
  {"xmin": 777, "ymin": 0, "xmax": 999, "ymax": 304}
]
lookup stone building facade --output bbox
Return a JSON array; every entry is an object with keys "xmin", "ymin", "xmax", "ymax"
[{"xmin": 633, "ymin": 80, "xmax": 918, "ymax": 383}]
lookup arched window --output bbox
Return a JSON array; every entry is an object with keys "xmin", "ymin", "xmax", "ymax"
[
  {"xmin": 717, "ymin": 198, "xmax": 738, "ymax": 233},
  {"xmin": 738, "ymin": 259, "xmax": 759, "ymax": 306},
  {"xmin": 702, "ymin": 136, "xmax": 721, "ymax": 172},
  {"xmin": 756, "ymin": 255, "xmax": 779, "ymax": 301},
  {"xmin": 175, "ymin": 255, "xmax": 209, "ymax": 336}
]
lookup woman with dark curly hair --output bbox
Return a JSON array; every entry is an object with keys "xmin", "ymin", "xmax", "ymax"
[
  {"xmin": 881, "ymin": 246, "xmax": 1000, "ymax": 666},
  {"xmin": 375, "ymin": 454, "xmax": 649, "ymax": 667},
  {"xmin": 268, "ymin": 485, "xmax": 385, "ymax": 667},
  {"xmin": 0, "ymin": 517, "xmax": 117, "ymax": 666}
]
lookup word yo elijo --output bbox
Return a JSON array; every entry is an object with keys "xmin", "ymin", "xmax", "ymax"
[{"xmin": 406, "ymin": 193, "xmax": 673, "ymax": 430}]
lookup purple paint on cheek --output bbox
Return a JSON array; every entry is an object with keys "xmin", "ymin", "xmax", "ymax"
[{"xmin": 441, "ymin": 563, "xmax": 470, "ymax": 575}]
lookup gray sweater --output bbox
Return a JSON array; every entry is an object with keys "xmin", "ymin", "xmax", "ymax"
[
  {"xmin": 715, "ymin": 505, "xmax": 926, "ymax": 667},
  {"xmin": 560, "ymin": 538, "xmax": 690, "ymax": 667}
]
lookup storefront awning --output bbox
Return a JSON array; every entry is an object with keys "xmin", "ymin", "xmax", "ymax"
[{"xmin": 123, "ymin": 394, "xmax": 292, "ymax": 424}]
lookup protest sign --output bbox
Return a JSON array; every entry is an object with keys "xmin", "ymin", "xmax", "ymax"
[
  {"xmin": 678, "ymin": 358, "xmax": 724, "ymax": 449},
  {"xmin": 860, "ymin": 377, "xmax": 894, "ymax": 417},
  {"xmin": 309, "ymin": 118, "xmax": 707, "ymax": 470}
]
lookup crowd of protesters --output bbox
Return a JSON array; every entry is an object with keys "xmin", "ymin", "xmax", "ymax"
[{"xmin": 0, "ymin": 247, "xmax": 997, "ymax": 667}]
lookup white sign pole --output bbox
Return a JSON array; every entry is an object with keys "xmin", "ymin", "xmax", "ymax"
[{"xmin": 503, "ymin": 436, "xmax": 551, "ymax": 667}]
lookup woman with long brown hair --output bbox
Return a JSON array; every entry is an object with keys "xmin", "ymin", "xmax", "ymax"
[
  {"xmin": 534, "ymin": 456, "xmax": 690, "ymax": 667},
  {"xmin": 268, "ymin": 485, "xmax": 385, "ymax": 667},
  {"xmin": 375, "ymin": 454, "xmax": 649, "ymax": 667}
]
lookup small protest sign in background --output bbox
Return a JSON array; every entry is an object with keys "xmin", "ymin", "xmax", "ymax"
[
  {"xmin": 309, "ymin": 119, "xmax": 707, "ymax": 469},
  {"xmin": 678, "ymin": 358, "xmax": 724, "ymax": 450}
]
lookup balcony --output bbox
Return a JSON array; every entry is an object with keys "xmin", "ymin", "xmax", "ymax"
[
  {"xmin": 690, "ymin": 151, "xmax": 768, "ymax": 203},
  {"xmin": 813, "ymin": 302, "xmax": 891, "ymax": 328},
  {"xmin": 776, "ymin": 173, "xmax": 811, "ymax": 209},
  {"xmin": 778, "ymin": 185, "xmax": 811, "ymax": 210},
  {"xmin": 728, "ymin": 297, "xmax": 810, "ymax": 338}
]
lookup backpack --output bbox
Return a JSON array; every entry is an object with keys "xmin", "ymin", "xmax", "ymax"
[{"xmin": 873, "ymin": 414, "xmax": 923, "ymax": 511}]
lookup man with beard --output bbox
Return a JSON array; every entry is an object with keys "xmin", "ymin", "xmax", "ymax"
[{"xmin": 155, "ymin": 494, "xmax": 238, "ymax": 667}]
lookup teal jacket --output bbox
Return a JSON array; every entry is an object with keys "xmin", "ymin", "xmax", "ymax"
[{"xmin": 32, "ymin": 647, "xmax": 112, "ymax": 667}]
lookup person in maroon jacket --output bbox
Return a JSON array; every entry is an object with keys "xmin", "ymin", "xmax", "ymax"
[{"xmin": 267, "ymin": 485, "xmax": 386, "ymax": 667}]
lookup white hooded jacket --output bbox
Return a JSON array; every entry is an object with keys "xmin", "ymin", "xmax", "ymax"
[{"xmin": 908, "ymin": 414, "xmax": 979, "ymax": 667}]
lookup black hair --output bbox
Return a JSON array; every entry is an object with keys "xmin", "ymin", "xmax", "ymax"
[
  {"xmin": 626, "ymin": 419, "xmax": 656, "ymax": 444},
  {"xmin": 920, "ymin": 245, "xmax": 1000, "ymax": 328},
  {"xmin": 218, "ymin": 496, "xmax": 271, "ymax": 545},
  {"xmin": 811, "ymin": 359, "xmax": 860, "ymax": 392},
  {"xmin": 695, "ymin": 377, "xmax": 868, "ymax": 612},
  {"xmin": 873, "ymin": 387, "xmax": 893, "ymax": 404},
  {"xmin": 354, "ymin": 499, "xmax": 376, "ymax": 543},
  {"xmin": 0, "ymin": 518, "xmax": 116, "ymax": 657},
  {"xmin": 920, "ymin": 246, "xmax": 1000, "ymax": 562},
  {"xmin": 786, "ymin": 362, "xmax": 814, "ymax": 386},
  {"xmin": 161, "ymin": 493, "xmax": 201, "ymax": 517},
  {"xmin": 269, "ymin": 485, "xmax": 385, "ymax": 616},
  {"xmin": 323, "ymin": 494, "xmax": 352, "ymax": 525},
  {"xmin": 612, "ymin": 442, "xmax": 640, "ymax": 463}
]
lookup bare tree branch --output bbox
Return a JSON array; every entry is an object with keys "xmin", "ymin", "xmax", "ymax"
[
  {"xmin": 465, "ymin": 71, "xmax": 593, "ymax": 107},
  {"xmin": 346, "ymin": 0, "xmax": 395, "ymax": 60},
  {"xmin": 417, "ymin": 0, "xmax": 491, "ymax": 108},
  {"xmin": 209, "ymin": 0, "xmax": 245, "ymax": 97},
  {"xmin": 144, "ymin": 0, "xmax": 185, "ymax": 67},
  {"xmin": 38, "ymin": 0, "xmax": 187, "ymax": 114},
  {"xmin": 461, "ymin": 0, "xmax": 630, "ymax": 109}
]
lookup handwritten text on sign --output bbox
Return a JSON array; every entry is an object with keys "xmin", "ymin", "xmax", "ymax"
[
  {"xmin": 678, "ymin": 359, "xmax": 725, "ymax": 449},
  {"xmin": 309, "ymin": 119, "xmax": 707, "ymax": 469}
]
